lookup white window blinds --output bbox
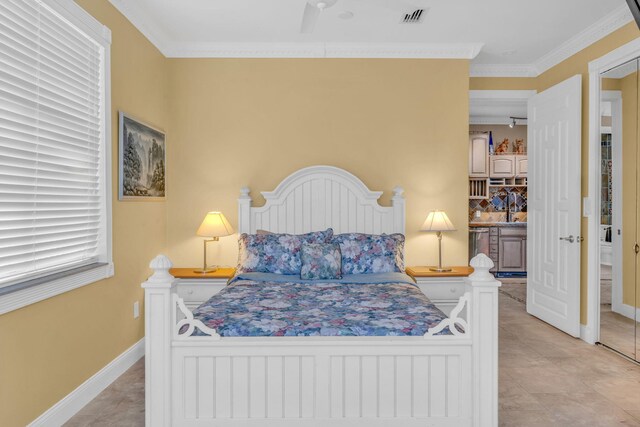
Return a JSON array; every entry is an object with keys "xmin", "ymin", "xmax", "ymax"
[{"xmin": 0, "ymin": 0, "xmax": 107, "ymax": 288}]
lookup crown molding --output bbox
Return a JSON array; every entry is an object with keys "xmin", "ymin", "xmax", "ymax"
[
  {"xmin": 110, "ymin": 0, "xmax": 631, "ymax": 64},
  {"xmin": 108, "ymin": 0, "xmax": 481, "ymax": 59},
  {"xmin": 471, "ymin": 5, "xmax": 633, "ymax": 78},
  {"xmin": 163, "ymin": 42, "xmax": 484, "ymax": 59},
  {"xmin": 469, "ymin": 64, "xmax": 538, "ymax": 78},
  {"xmin": 470, "ymin": 116, "xmax": 528, "ymax": 126},
  {"xmin": 108, "ymin": 0, "xmax": 172, "ymax": 55},
  {"xmin": 533, "ymin": 4, "xmax": 633, "ymax": 75},
  {"xmin": 109, "ymin": 0, "xmax": 481, "ymax": 59},
  {"xmin": 469, "ymin": 90, "xmax": 537, "ymax": 99}
]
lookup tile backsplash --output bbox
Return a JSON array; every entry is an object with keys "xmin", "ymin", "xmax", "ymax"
[{"xmin": 469, "ymin": 187, "xmax": 527, "ymax": 221}]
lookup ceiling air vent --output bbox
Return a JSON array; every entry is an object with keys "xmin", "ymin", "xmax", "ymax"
[{"xmin": 402, "ymin": 9, "xmax": 426, "ymax": 24}]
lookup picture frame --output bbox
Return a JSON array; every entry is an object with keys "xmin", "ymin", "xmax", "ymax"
[{"xmin": 118, "ymin": 112, "xmax": 166, "ymax": 201}]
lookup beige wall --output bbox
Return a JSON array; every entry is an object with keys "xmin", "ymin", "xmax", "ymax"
[
  {"xmin": 0, "ymin": 1, "xmax": 169, "ymax": 426},
  {"xmin": 166, "ymin": 59, "xmax": 471, "ymax": 269}
]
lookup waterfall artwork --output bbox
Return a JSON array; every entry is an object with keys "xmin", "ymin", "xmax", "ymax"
[{"xmin": 118, "ymin": 112, "xmax": 166, "ymax": 200}]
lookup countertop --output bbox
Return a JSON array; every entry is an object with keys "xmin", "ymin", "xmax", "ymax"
[{"xmin": 469, "ymin": 222, "xmax": 527, "ymax": 227}]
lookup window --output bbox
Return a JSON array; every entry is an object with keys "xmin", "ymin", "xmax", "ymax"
[{"xmin": 0, "ymin": 0, "xmax": 112, "ymax": 312}]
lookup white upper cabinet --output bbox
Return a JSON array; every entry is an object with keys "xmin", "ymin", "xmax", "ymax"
[
  {"xmin": 490, "ymin": 155, "xmax": 516, "ymax": 178},
  {"xmin": 515, "ymin": 155, "xmax": 528, "ymax": 177},
  {"xmin": 469, "ymin": 133, "xmax": 490, "ymax": 177}
]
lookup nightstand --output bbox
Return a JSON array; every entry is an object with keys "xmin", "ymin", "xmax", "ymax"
[
  {"xmin": 405, "ymin": 266, "xmax": 473, "ymax": 315},
  {"xmin": 170, "ymin": 267, "xmax": 236, "ymax": 310}
]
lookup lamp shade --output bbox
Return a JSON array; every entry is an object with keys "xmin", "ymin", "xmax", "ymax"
[
  {"xmin": 420, "ymin": 210, "xmax": 456, "ymax": 232},
  {"xmin": 196, "ymin": 212, "xmax": 234, "ymax": 237}
]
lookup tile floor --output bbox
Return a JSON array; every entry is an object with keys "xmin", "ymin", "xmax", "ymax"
[{"xmin": 66, "ymin": 292, "xmax": 640, "ymax": 426}]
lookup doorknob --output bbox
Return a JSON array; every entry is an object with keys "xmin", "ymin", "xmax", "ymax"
[{"xmin": 559, "ymin": 235, "xmax": 575, "ymax": 243}]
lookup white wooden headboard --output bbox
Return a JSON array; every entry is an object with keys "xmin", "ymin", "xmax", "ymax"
[{"xmin": 238, "ymin": 165, "xmax": 405, "ymax": 235}]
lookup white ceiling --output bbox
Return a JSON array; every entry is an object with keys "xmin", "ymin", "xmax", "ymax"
[{"xmin": 108, "ymin": 0, "xmax": 632, "ymax": 76}]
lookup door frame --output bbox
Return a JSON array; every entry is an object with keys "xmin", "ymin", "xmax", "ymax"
[{"xmin": 587, "ymin": 37, "xmax": 640, "ymax": 344}]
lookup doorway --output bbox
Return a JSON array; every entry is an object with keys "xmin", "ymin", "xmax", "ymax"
[{"xmin": 468, "ymin": 90, "xmax": 534, "ymax": 303}]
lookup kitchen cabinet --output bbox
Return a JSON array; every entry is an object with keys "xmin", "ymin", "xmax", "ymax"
[
  {"xmin": 489, "ymin": 227, "xmax": 498, "ymax": 272},
  {"xmin": 515, "ymin": 155, "xmax": 528, "ymax": 177},
  {"xmin": 489, "ymin": 155, "xmax": 516, "ymax": 178},
  {"xmin": 498, "ymin": 227, "xmax": 527, "ymax": 272},
  {"xmin": 469, "ymin": 133, "xmax": 490, "ymax": 177}
]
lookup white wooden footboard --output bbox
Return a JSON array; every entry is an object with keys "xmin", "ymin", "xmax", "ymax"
[{"xmin": 142, "ymin": 254, "xmax": 499, "ymax": 427}]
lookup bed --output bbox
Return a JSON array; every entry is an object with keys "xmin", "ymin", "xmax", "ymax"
[{"xmin": 143, "ymin": 165, "xmax": 500, "ymax": 426}]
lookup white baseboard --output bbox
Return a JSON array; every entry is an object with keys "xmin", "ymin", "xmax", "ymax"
[
  {"xmin": 612, "ymin": 302, "xmax": 640, "ymax": 321},
  {"xmin": 29, "ymin": 338, "xmax": 145, "ymax": 427},
  {"xmin": 580, "ymin": 323, "xmax": 596, "ymax": 344}
]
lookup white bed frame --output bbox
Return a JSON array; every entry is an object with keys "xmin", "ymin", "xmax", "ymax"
[{"xmin": 143, "ymin": 165, "xmax": 500, "ymax": 426}]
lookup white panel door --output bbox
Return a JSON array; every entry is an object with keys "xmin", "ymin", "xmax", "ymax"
[{"xmin": 527, "ymin": 75, "xmax": 582, "ymax": 337}]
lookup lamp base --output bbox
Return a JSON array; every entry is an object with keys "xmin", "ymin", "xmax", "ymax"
[
  {"xmin": 429, "ymin": 267, "xmax": 452, "ymax": 273},
  {"xmin": 193, "ymin": 266, "xmax": 218, "ymax": 274}
]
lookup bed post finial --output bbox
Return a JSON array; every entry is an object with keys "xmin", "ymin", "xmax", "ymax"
[
  {"xmin": 469, "ymin": 253, "xmax": 495, "ymax": 281},
  {"xmin": 465, "ymin": 253, "xmax": 500, "ymax": 426},
  {"xmin": 238, "ymin": 186, "xmax": 252, "ymax": 235},
  {"xmin": 148, "ymin": 254, "xmax": 174, "ymax": 284},
  {"xmin": 391, "ymin": 186, "xmax": 405, "ymax": 235},
  {"xmin": 392, "ymin": 186, "xmax": 404, "ymax": 199}
]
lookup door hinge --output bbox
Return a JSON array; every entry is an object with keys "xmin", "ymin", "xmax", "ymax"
[{"xmin": 635, "ymin": 243, "xmax": 640, "ymax": 254}]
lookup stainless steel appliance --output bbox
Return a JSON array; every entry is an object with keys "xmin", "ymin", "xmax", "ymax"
[{"xmin": 469, "ymin": 227, "xmax": 490, "ymax": 261}]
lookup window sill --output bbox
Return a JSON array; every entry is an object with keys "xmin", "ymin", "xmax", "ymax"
[{"xmin": 0, "ymin": 263, "xmax": 115, "ymax": 315}]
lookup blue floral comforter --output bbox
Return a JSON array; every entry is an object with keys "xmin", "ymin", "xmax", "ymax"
[{"xmin": 189, "ymin": 272, "xmax": 452, "ymax": 337}]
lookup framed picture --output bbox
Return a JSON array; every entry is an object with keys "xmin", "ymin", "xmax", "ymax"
[{"xmin": 118, "ymin": 112, "xmax": 166, "ymax": 201}]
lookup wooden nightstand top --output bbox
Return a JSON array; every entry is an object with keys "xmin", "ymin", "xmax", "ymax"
[
  {"xmin": 405, "ymin": 266, "xmax": 474, "ymax": 278},
  {"xmin": 170, "ymin": 267, "xmax": 236, "ymax": 279}
]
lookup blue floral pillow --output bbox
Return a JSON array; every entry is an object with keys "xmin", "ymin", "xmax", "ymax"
[
  {"xmin": 237, "ymin": 229, "xmax": 333, "ymax": 275},
  {"xmin": 300, "ymin": 243, "xmax": 342, "ymax": 280},
  {"xmin": 332, "ymin": 233, "xmax": 405, "ymax": 275}
]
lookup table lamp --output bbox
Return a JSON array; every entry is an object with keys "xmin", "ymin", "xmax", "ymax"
[
  {"xmin": 421, "ymin": 210, "xmax": 456, "ymax": 272},
  {"xmin": 195, "ymin": 211, "xmax": 234, "ymax": 273}
]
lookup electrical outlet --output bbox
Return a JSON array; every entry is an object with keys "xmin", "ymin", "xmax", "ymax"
[{"xmin": 133, "ymin": 301, "xmax": 140, "ymax": 319}]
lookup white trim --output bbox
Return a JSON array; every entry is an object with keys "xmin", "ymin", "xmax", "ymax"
[
  {"xmin": 469, "ymin": 90, "xmax": 536, "ymax": 125},
  {"xmin": 588, "ymin": 67, "xmax": 602, "ymax": 344},
  {"xmin": 163, "ymin": 42, "xmax": 484, "ymax": 59},
  {"xmin": 106, "ymin": 0, "xmax": 168, "ymax": 50},
  {"xmin": 108, "ymin": 0, "xmax": 483, "ymax": 59},
  {"xmin": 44, "ymin": 0, "xmax": 112, "ymax": 46},
  {"xmin": 580, "ymin": 323, "xmax": 596, "ymax": 344},
  {"xmin": 471, "ymin": 5, "xmax": 633, "ymax": 77},
  {"xmin": 469, "ymin": 90, "xmax": 537, "ymax": 100},
  {"xmin": 586, "ymin": 37, "xmax": 640, "ymax": 346},
  {"xmin": 612, "ymin": 302, "xmax": 640, "ymax": 321},
  {"xmin": 469, "ymin": 116, "xmax": 529, "ymax": 125},
  {"xmin": 470, "ymin": 64, "xmax": 538, "ymax": 78},
  {"xmin": 0, "ymin": 263, "xmax": 115, "ymax": 315},
  {"xmin": 28, "ymin": 338, "xmax": 144, "ymax": 427},
  {"xmin": 589, "ymin": 38, "xmax": 640, "ymax": 73},
  {"xmin": 535, "ymin": 5, "xmax": 633, "ymax": 76}
]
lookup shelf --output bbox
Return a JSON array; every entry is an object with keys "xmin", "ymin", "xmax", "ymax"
[{"xmin": 469, "ymin": 178, "xmax": 488, "ymax": 199}]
